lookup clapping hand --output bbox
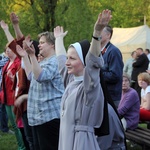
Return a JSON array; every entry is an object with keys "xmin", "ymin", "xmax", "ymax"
[
  {"xmin": 16, "ymin": 45, "xmax": 27, "ymax": 57},
  {"xmin": 23, "ymin": 35, "xmax": 35, "ymax": 56}
]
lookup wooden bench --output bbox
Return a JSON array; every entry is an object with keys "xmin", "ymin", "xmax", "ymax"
[{"xmin": 125, "ymin": 126, "xmax": 150, "ymax": 150}]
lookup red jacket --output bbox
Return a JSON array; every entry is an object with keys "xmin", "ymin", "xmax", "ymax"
[
  {"xmin": 0, "ymin": 57, "xmax": 21, "ymax": 105},
  {"xmin": 8, "ymin": 38, "xmax": 30, "ymax": 121},
  {"xmin": 13, "ymin": 67, "xmax": 30, "ymax": 120}
]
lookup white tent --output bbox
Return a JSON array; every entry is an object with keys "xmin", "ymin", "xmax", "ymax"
[{"xmin": 111, "ymin": 25, "xmax": 150, "ymax": 62}]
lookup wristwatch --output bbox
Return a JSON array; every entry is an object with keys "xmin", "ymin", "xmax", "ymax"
[{"xmin": 92, "ymin": 35, "xmax": 102, "ymax": 41}]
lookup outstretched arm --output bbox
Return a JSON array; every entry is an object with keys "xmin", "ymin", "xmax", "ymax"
[
  {"xmin": 0, "ymin": 20, "xmax": 14, "ymax": 43},
  {"xmin": 90, "ymin": 9, "xmax": 112, "ymax": 56},
  {"xmin": 0, "ymin": 20, "xmax": 22, "ymax": 58},
  {"xmin": 10, "ymin": 12, "xmax": 24, "ymax": 40},
  {"xmin": 54, "ymin": 26, "xmax": 68, "ymax": 56}
]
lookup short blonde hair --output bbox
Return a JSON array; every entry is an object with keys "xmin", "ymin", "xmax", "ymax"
[
  {"xmin": 38, "ymin": 31, "xmax": 55, "ymax": 45},
  {"xmin": 138, "ymin": 72, "xmax": 150, "ymax": 85}
]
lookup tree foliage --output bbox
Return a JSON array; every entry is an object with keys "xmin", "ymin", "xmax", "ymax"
[{"xmin": 0, "ymin": 0, "xmax": 150, "ymax": 52}]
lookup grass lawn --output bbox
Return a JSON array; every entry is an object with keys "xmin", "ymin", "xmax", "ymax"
[
  {"xmin": 0, "ymin": 130, "xmax": 17, "ymax": 150},
  {"xmin": 0, "ymin": 121, "xmax": 17, "ymax": 150},
  {"xmin": 0, "ymin": 123, "xmax": 147, "ymax": 150},
  {"xmin": 0, "ymin": 131, "xmax": 143, "ymax": 150}
]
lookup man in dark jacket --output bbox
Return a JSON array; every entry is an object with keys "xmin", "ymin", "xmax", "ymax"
[
  {"xmin": 100, "ymin": 25, "xmax": 124, "ymax": 108},
  {"xmin": 131, "ymin": 47, "xmax": 149, "ymax": 99}
]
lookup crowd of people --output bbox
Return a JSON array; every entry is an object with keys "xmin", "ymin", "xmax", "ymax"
[
  {"xmin": 123, "ymin": 47, "xmax": 150, "ymax": 126},
  {"xmin": 0, "ymin": 8, "xmax": 150, "ymax": 150}
]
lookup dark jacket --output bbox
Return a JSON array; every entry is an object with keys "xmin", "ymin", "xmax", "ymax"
[
  {"xmin": 131, "ymin": 53, "xmax": 149, "ymax": 81},
  {"xmin": 102, "ymin": 43, "xmax": 124, "ymax": 102},
  {"xmin": 9, "ymin": 38, "xmax": 30, "ymax": 121}
]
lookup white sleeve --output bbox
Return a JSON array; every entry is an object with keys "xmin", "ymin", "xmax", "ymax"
[{"xmin": 145, "ymin": 86, "xmax": 150, "ymax": 95}]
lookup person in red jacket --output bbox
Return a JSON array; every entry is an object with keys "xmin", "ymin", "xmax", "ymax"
[
  {"xmin": 0, "ymin": 13, "xmax": 39, "ymax": 150},
  {"xmin": 0, "ymin": 45, "xmax": 25, "ymax": 150}
]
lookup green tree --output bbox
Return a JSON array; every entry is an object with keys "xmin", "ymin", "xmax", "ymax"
[
  {"xmin": 0, "ymin": 0, "xmax": 59, "ymax": 51},
  {"xmin": 0, "ymin": 0, "xmax": 150, "ymax": 52},
  {"xmin": 55, "ymin": 0, "xmax": 94, "ymax": 46}
]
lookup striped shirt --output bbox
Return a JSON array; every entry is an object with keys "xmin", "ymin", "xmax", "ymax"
[{"xmin": 27, "ymin": 55, "xmax": 64, "ymax": 126}]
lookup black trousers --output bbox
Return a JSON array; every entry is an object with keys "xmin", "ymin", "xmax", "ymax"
[
  {"xmin": 22, "ymin": 111, "xmax": 34, "ymax": 150},
  {"xmin": 32, "ymin": 118, "xmax": 60, "ymax": 150}
]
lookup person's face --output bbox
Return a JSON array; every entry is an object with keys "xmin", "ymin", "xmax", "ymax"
[
  {"xmin": 136, "ymin": 49, "xmax": 141, "ymax": 57},
  {"xmin": 122, "ymin": 77, "xmax": 130, "ymax": 91},
  {"xmin": 66, "ymin": 47, "xmax": 84, "ymax": 76},
  {"xmin": 38, "ymin": 36, "xmax": 54, "ymax": 58},
  {"xmin": 5, "ymin": 47, "xmax": 16, "ymax": 58},
  {"xmin": 132, "ymin": 52, "xmax": 137, "ymax": 59},
  {"xmin": 101, "ymin": 28, "xmax": 111, "ymax": 44},
  {"xmin": 138, "ymin": 79, "xmax": 148, "ymax": 89},
  {"xmin": 144, "ymin": 50, "xmax": 148, "ymax": 55}
]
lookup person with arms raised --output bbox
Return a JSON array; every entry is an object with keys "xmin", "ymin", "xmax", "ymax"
[{"xmin": 54, "ymin": 9, "xmax": 111, "ymax": 150}]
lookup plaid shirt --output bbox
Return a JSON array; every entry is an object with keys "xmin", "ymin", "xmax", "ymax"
[
  {"xmin": 27, "ymin": 55, "xmax": 64, "ymax": 126},
  {"xmin": 0, "ymin": 53, "xmax": 9, "ymax": 85}
]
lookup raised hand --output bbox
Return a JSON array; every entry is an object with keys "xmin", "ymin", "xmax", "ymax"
[
  {"xmin": 23, "ymin": 35, "xmax": 32, "ymax": 50},
  {"xmin": 54, "ymin": 26, "xmax": 68, "ymax": 38},
  {"xmin": 22, "ymin": 35, "xmax": 35, "ymax": 55},
  {"xmin": 16, "ymin": 45, "xmax": 27, "ymax": 57},
  {"xmin": 0, "ymin": 20, "xmax": 9, "ymax": 31},
  {"xmin": 10, "ymin": 12, "xmax": 19, "ymax": 25},
  {"xmin": 94, "ymin": 9, "xmax": 112, "ymax": 33},
  {"xmin": 25, "ymin": 44, "xmax": 35, "ymax": 56}
]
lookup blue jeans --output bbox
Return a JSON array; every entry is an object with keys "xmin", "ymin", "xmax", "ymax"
[{"xmin": 0, "ymin": 103, "xmax": 9, "ymax": 132}]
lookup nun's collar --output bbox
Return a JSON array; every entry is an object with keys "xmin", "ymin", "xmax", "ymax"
[{"xmin": 74, "ymin": 75, "xmax": 83, "ymax": 81}]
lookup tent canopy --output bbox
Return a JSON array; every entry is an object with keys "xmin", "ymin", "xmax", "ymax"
[{"xmin": 111, "ymin": 25, "xmax": 150, "ymax": 61}]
